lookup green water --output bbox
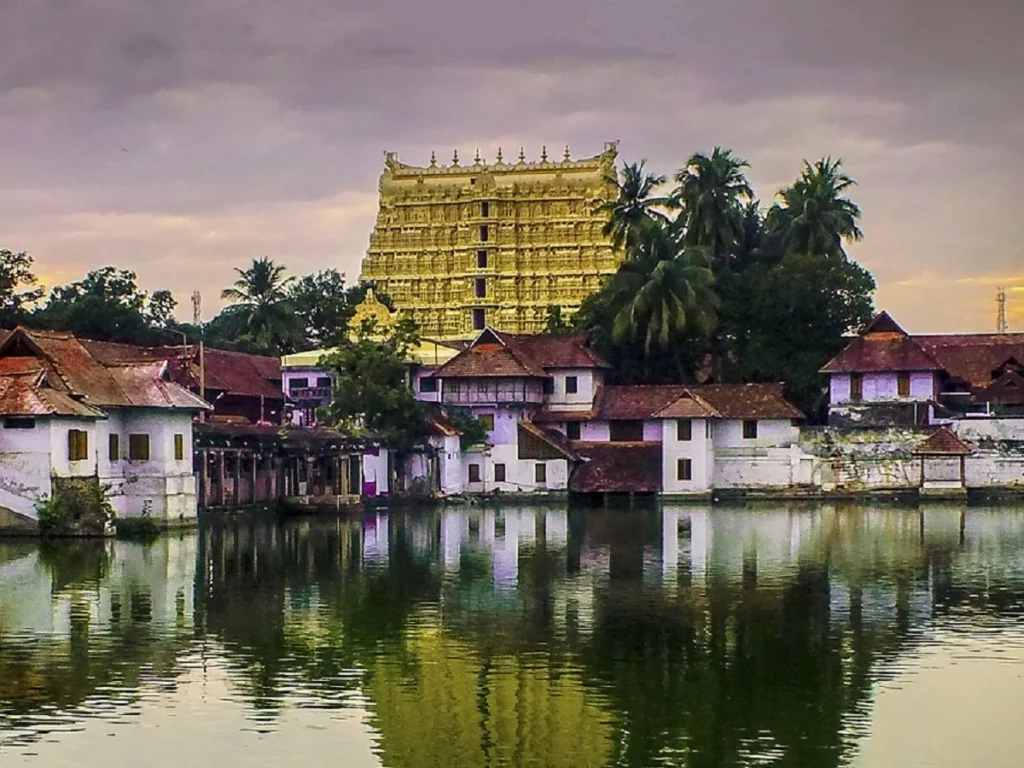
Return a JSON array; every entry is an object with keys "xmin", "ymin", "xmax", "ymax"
[{"xmin": 2, "ymin": 504, "xmax": 1024, "ymax": 767}]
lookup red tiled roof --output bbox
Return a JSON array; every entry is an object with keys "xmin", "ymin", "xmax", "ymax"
[
  {"xmin": 913, "ymin": 427, "xmax": 973, "ymax": 456},
  {"xmin": 684, "ymin": 383, "xmax": 804, "ymax": 420},
  {"xmin": 81, "ymin": 339, "xmax": 283, "ymax": 399},
  {"xmin": 434, "ymin": 328, "xmax": 609, "ymax": 379},
  {"xmin": 434, "ymin": 343, "xmax": 547, "ymax": 378},
  {"xmin": 518, "ymin": 419, "xmax": 580, "ymax": 461},
  {"xmin": 0, "ymin": 328, "xmax": 210, "ymax": 412},
  {"xmin": 979, "ymin": 370, "xmax": 1024, "ymax": 404},
  {"xmin": 570, "ymin": 442, "xmax": 662, "ymax": 493},
  {"xmin": 501, "ymin": 333, "xmax": 611, "ymax": 369},
  {"xmin": 0, "ymin": 362, "xmax": 105, "ymax": 418},
  {"xmin": 820, "ymin": 335, "xmax": 942, "ymax": 373},
  {"xmin": 594, "ymin": 385, "xmax": 687, "ymax": 420},
  {"xmin": 916, "ymin": 335, "xmax": 1024, "ymax": 387},
  {"xmin": 654, "ymin": 390, "xmax": 721, "ymax": 419}
]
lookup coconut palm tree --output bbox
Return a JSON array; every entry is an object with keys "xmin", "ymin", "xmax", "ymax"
[
  {"xmin": 220, "ymin": 257, "xmax": 297, "ymax": 354},
  {"xmin": 595, "ymin": 160, "xmax": 673, "ymax": 253},
  {"xmin": 672, "ymin": 148, "xmax": 754, "ymax": 271},
  {"xmin": 606, "ymin": 227, "xmax": 719, "ymax": 355},
  {"xmin": 767, "ymin": 157, "xmax": 863, "ymax": 258}
]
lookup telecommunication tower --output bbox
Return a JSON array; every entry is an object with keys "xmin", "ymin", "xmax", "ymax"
[{"xmin": 996, "ymin": 287, "xmax": 1008, "ymax": 333}]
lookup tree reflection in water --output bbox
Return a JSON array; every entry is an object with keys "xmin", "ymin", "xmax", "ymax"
[{"xmin": 2, "ymin": 504, "xmax": 1024, "ymax": 766}]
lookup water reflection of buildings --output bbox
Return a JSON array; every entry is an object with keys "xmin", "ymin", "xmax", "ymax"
[{"xmin": 5, "ymin": 505, "xmax": 1024, "ymax": 766}]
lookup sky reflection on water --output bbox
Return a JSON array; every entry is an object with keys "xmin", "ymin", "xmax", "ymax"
[{"xmin": 2, "ymin": 503, "xmax": 1024, "ymax": 767}]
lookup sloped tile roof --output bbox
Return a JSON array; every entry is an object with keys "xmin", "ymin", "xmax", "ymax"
[
  {"xmin": 570, "ymin": 442, "xmax": 662, "ymax": 493},
  {"xmin": 916, "ymin": 335, "xmax": 1024, "ymax": 387},
  {"xmin": 501, "ymin": 333, "xmax": 611, "ymax": 369},
  {"xmin": 0, "ymin": 328, "xmax": 211, "ymax": 413},
  {"xmin": 654, "ymin": 390, "xmax": 721, "ymax": 419},
  {"xmin": 518, "ymin": 419, "xmax": 580, "ymax": 461},
  {"xmin": 820, "ymin": 335, "xmax": 942, "ymax": 373},
  {"xmin": 594, "ymin": 385, "xmax": 687, "ymax": 420},
  {"xmin": 687, "ymin": 384, "xmax": 804, "ymax": 419},
  {"xmin": 912, "ymin": 427, "xmax": 973, "ymax": 456},
  {"xmin": 434, "ymin": 328, "xmax": 609, "ymax": 379}
]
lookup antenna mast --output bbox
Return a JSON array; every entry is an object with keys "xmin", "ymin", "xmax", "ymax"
[
  {"xmin": 191, "ymin": 291, "xmax": 207, "ymax": 420},
  {"xmin": 997, "ymin": 287, "xmax": 1008, "ymax": 333}
]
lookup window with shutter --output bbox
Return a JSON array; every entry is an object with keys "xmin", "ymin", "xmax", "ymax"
[{"xmin": 129, "ymin": 434, "xmax": 151, "ymax": 461}]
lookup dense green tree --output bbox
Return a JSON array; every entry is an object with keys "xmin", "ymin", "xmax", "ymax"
[
  {"xmin": 0, "ymin": 249, "xmax": 44, "ymax": 327},
  {"xmin": 673, "ymin": 147, "xmax": 754, "ymax": 271},
  {"xmin": 595, "ymin": 160, "xmax": 673, "ymax": 253},
  {"xmin": 35, "ymin": 267, "xmax": 177, "ymax": 343},
  {"xmin": 767, "ymin": 157, "xmax": 863, "ymax": 258},
  {"xmin": 577, "ymin": 227, "xmax": 718, "ymax": 382},
  {"xmin": 220, "ymin": 257, "xmax": 298, "ymax": 355},
  {"xmin": 320, "ymin": 317, "xmax": 428, "ymax": 453},
  {"xmin": 287, "ymin": 271, "xmax": 395, "ymax": 351}
]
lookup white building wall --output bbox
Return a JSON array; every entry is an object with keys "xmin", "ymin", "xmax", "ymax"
[
  {"xmin": 436, "ymin": 435, "xmax": 464, "ymax": 494},
  {"xmin": 49, "ymin": 417, "xmax": 100, "ymax": 478},
  {"xmin": 910, "ymin": 372, "xmax": 934, "ymax": 399},
  {"xmin": 661, "ymin": 419, "xmax": 713, "ymax": 494},
  {"xmin": 713, "ymin": 419, "xmax": 798, "ymax": 449},
  {"xmin": 462, "ymin": 443, "xmax": 568, "ymax": 494},
  {"xmin": 829, "ymin": 374, "xmax": 851, "ymax": 405},
  {"xmin": 363, "ymin": 449, "xmax": 390, "ymax": 495},
  {"xmin": 0, "ymin": 416, "xmax": 61, "ymax": 520},
  {"xmin": 115, "ymin": 409, "xmax": 197, "ymax": 524},
  {"xmin": 580, "ymin": 421, "xmax": 610, "ymax": 441},
  {"xmin": 545, "ymin": 369, "xmax": 602, "ymax": 411}
]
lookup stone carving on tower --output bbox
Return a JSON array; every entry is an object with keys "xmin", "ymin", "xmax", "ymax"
[{"xmin": 359, "ymin": 142, "xmax": 620, "ymax": 340}]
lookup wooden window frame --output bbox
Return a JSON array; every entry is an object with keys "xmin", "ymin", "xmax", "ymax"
[
  {"xmin": 108, "ymin": 433, "xmax": 120, "ymax": 462},
  {"xmin": 742, "ymin": 420, "xmax": 758, "ymax": 440},
  {"xmin": 68, "ymin": 429, "xmax": 89, "ymax": 462},
  {"xmin": 535, "ymin": 463, "xmax": 547, "ymax": 484},
  {"xmin": 677, "ymin": 419, "xmax": 693, "ymax": 441},
  {"xmin": 565, "ymin": 376, "xmax": 578, "ymax": 395},
  {"xmin": 565, "ymin": 421, "xmax": 581, "ymax": 440},
  {"xmin": 677, "ymin": 458, "xmax": 692, "ymax": 481},
  {"xmin": 897, "ymin": 372, "xmax": 911, "ymax": 397},
  {"xmin": 468, "ymin": 463, "xmax": 481, "ymax": 483},
  {"xmin": 850, "ymin": 373, "xmax": 863, "ymax": 402},
  {"xmin": 494, "ymin": 463, "xmax": 506, "ymax": 482},
  {"xmin": 128, "ymin": 433, "xmax": 151, "ymax": 462},
  {"xmin": 610, "ymin": 420, "xmax": 644, "ymax": 442},
  {"xmin": 174, "ymin": 433, "xmax": 185, "ymax": 461}
]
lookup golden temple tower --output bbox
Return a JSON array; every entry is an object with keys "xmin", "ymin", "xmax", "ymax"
[{"xmin": 359, "ymin": 143, "xmax": 620, "ymax": 340}]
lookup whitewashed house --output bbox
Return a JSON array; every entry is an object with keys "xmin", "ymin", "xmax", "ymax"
[
  {"xmin": 419, "ymin": 328, "xmax": 804, "ymax": 497},
  {"xmin": 0, "ymin": 327, "xmax": 210, "ymax": 530}
]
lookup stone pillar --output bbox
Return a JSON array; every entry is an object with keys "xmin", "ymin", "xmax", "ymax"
[
  {"xmin": 216, "ymin": 451, "xmax": 226, "ymax": 508},
  {"xmin": 233, "ymin": 452, "xmax": 242, "ymax": 507}
]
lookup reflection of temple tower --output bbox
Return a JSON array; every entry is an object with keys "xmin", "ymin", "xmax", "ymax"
[{"xmin": 359, "ymin": 144, "xmax": 620, "ymax": 339}]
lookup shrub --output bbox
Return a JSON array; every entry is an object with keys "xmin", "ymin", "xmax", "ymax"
[
  {"xmin": 114, "ymin": 515, "xmax": 161, "ymax": 540},
  {"xmin": 36, "ymin": 477, "xmax": 115, "ymax": 537}
]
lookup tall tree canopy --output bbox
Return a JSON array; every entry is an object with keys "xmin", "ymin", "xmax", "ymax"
[
  {"xmin": 219, "ymin": 256, "xmax": 298, "ymax": 355},
  {"xmin": 580, "ymin": 151, "xmax": 875, "ymax": 417},
  {"xmin": 36, "ymin": 267, "xmax": 177, "ymax": 343},
  {"xmin": 0, "ymin": 249, "xmax": 44, "ymax": 327},
  {"xmin": 595, "ymin": 160, "xmax": 673, "ymax": 253}
]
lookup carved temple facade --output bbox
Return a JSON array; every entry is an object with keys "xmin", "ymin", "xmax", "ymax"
[{"xmin": 359, "ymin": 144, "xmax": 621, "ymax": 340}]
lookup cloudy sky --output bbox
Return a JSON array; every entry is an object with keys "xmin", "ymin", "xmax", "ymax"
[{"xmin": 1, "ymin": 0, "xmax": 1021, "ymax": 331}]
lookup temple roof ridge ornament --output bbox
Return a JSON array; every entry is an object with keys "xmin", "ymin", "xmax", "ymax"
[{"xmin": 381, "ymin": 142, "xmax": 619, "ymax": 177}]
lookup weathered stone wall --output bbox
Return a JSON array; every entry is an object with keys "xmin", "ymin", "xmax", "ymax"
[{"xmin": 799, "ymin": 427, "xmax": 927, "ymax": 492}]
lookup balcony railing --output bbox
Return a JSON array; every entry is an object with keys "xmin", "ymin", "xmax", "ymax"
[
  {"xmin": 442, "ymin": 388, "xmax": 546, "ymax": 406},
  {"xmin": 289, "ymin": 386, "xmax": 332, "ymax": 402}
]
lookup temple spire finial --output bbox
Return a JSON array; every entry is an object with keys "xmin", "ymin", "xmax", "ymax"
[
  {"xmin": 429, "ymin": 151, "xmax": 437, "ymax": 168},
  {"xmin": 518, "ymin": 147, "xmax": 526, "ymax": 163},
  {"xmin": 496, "ymin": 147, "xmax": 504, "ymax": 163},
  {"xmin": 474, "ymin": 148, "xmax": 481, "ymax": 164},
  {"xmin": 452, "ymin": 149, "xmax": 459, "ymax": 166},
  {"xmin": 563, "ymin": 145, "xmax": 571, "ymax": 161},
  {"xmin": 541, "ymin": 145, "xmax": 548, "ymax": 162}
]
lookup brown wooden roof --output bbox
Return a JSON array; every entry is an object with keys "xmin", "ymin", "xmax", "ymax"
[
  {"xmin": 570, "ymin": 442, "xmax": 662, "ymax": 493},
  {"xmin": 434, "ymin": 328, "xmax": 608, "ymax": 379},
  {"xmin": 912, "ymin": 427, "xmax": 973, "ymax": 456}
]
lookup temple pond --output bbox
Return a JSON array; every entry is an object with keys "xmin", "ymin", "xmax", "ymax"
[{"xmin": 3, "ymin": 503, "xmax": 1024, "ymax": 767}]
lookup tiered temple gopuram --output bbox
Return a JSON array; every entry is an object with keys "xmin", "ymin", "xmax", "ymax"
[{"xmin": 359, "ymin": 143, "xmax": 621, "ymax": 340}]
